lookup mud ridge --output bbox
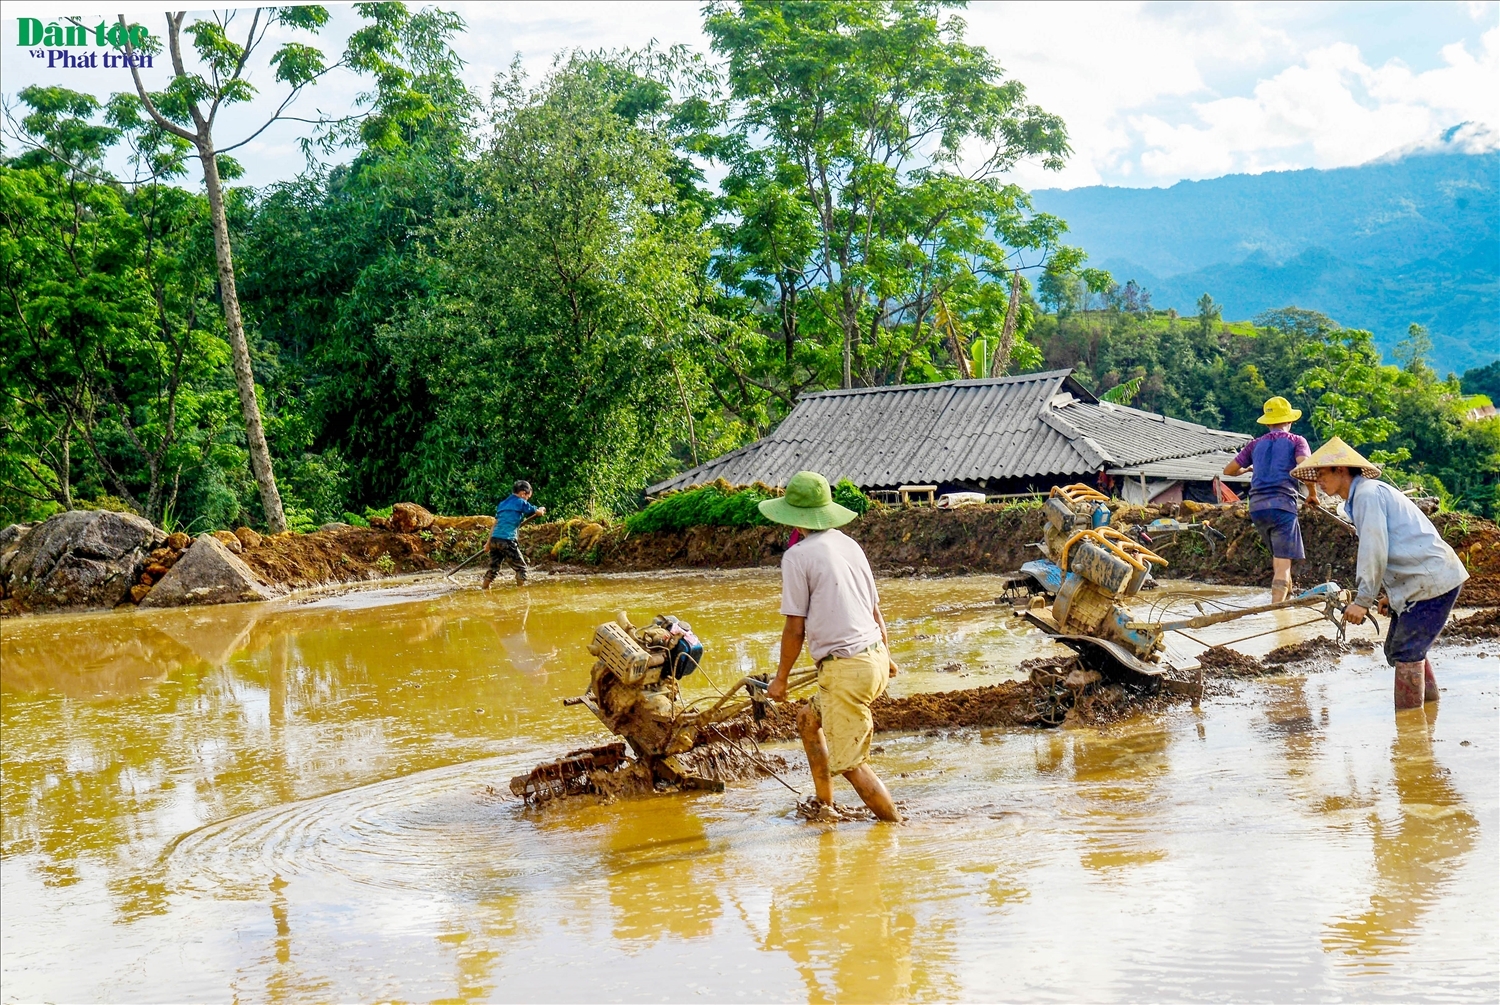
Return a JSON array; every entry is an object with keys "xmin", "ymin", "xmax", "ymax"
[
  {"xmin": 1446, "ymin": 608, "xmax": 1500, "ymax": 641},
  {"xmin": 526, "ymin": 503, "xmax": 1500, "ymax": 607}
]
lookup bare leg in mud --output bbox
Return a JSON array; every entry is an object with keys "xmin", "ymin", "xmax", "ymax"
[
  {"xmin": 1271, "ymin": 556, "xmax": 1293, "ymax": 603},
  {"xmin": 796, "ymin": 703, "xmax": 900, "ymax": 822}
]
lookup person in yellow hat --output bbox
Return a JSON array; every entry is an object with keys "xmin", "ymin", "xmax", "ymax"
[
  {"xmin": 762, "ymin": 471, "xmax": 900, "ymax": 822},
  {"xmin": 1292, "ymin": 438, "xmax": 1469, "ymax": 710},
  {"xmin": 1223, "ymin": 396, "xmax": 1313, "ymax": 601}
]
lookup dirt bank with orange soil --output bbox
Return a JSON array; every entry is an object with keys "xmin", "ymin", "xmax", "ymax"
[
  {"xmin": 524, "ymin": 502, "xmax": 1500, "ymax": 607},
  {"xmin": 11, "ymin": 498, "xmax": 1494, "ymax": 615},
  {"xmin": 237, "ymin": 515, "xmax": 494, "ymax": 592}
]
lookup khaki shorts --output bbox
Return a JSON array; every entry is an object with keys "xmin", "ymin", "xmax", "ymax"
[{"xmin": 811, "ymin": 643, "xmax": 889, "ymax": 774}]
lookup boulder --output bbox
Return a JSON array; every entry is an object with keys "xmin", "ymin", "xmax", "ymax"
[
  {"xmin": 211, "ymin": 529, "xmax": 244, "ymax": 554},
  {"xmin": 234, "ymin": 526, "xmax": 263, "ymax": 550},
  {"xmin": 165, "ymin": 532, "xmax": 191, "ymax": 551},
  {"xmin": 318, "ymin": 522, "xmax": 352, "ymax": 533},
  {"xmin": 390, "ymin": 502, "xmax": 435, "ymax": 534},
  {"xmin": 139, "ymin": 533, "xmax": 274, "ymax": 608},
  {"xmin": 5, "ymin": 510, "xmax": 165, "ymax": 611},
  {"xmin": 1, "ymin": 523, "xmax": 34, "ymax": 584}
]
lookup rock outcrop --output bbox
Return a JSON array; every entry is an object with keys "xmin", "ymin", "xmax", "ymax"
[
  {"xmin": 139, "ymin": 533, "xmax": 275, "ymax": 608},
  {"xmin": 0, "ymin": 523, "xmax": 33, "ymax": 582},
  {"xmin": 2, "ymin": 510, "xmax": 165, "ymax": 611},
  {"xmin": 390, "ymin": 502, "xmax": 436, "ymax": 534}
]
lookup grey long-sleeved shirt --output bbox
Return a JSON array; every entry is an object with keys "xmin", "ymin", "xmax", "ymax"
[{"xmin": 1344, "ymin": 476, "xmax": 1468, "ymax": 613}]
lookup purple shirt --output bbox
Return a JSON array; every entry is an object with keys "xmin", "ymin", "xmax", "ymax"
[{"xmin": 1234, "ymin": 430, "xmax": 1311, "ymax": 514}]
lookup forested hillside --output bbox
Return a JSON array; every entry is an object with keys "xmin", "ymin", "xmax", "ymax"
[
  {"xmin": 1031, "ymin": 151, "xmax": 1499, "ymax": 375},
  {"xmin": 4, "ymin": 1, "xmax": 1497, "ymax": 532}
]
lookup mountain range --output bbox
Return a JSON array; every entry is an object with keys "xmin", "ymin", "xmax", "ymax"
[{"xmin": 1030, "ymin": 147, "xmax": 1499, "ymax": 376}]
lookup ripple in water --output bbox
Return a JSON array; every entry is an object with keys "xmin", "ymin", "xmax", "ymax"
[{"xmin": 166, "ymin": 755, "xmax": 567, "ymax": 899}]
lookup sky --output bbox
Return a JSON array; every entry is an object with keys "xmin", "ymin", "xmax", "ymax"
[{"xmin": 2, "ymin": 0, "xmax": 1497, "ymax": 192}]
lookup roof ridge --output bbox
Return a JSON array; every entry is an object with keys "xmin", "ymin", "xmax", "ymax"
[
  {"xmin": 1066, "ymin": 398, "xmax": 1247, "ymax": 439},
  {"xmin": 798, "ymin": 368, "xmax": 1075, "ymax": 400}
]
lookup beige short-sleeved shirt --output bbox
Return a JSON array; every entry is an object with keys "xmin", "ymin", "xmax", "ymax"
[{"xmin": 779, "ymin": 528, "xmax": 882, "ymax": 662}]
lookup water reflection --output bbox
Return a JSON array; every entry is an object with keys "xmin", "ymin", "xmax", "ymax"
[
  {"xmin": 602, "ymin": 798, "xmax": 723, "ymax": 944},
  {"xmin": 1324, "ymin": 706, "xmax": 1479, "ymax": 958},
  {"xmin": 1069, "ymin": 725, "xmax": 1173, "ymax": 874},
  {"xmin": 766, "ymin": 828, "xmax": 921, "ymax": 1003}
]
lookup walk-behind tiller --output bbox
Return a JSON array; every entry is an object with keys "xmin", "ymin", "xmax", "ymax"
[
  {"xmin": 1022, "ymin": 516, "xmax": 1364, "ymax": 695},
  {"xmin": 509, "ymin": 613, "xmax": 814, "ymax": 804}
]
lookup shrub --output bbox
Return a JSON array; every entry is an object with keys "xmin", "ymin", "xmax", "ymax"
[
  {"xmin": 342, "ymin": 511, "xmax": 371, "ymax": 528},
  {"xmin": 832, "ymin": 479, "xmax": 870, "ymax": 515},
  {"xmin": 283, "ymin": 505, "xmax": 318, "ymax": 534},
  {"xmin": 624, "ymin": 479, "xmax": 778, "ymax": 533},
  {"xmin": 363, "ymin": 504, "xmax": 394, "ymax": 521}
]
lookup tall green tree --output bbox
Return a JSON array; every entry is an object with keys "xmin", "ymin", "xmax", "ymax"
[
  {"xmin": 116, "ymin": 6, "xmax": 350, "ymax": 530},
  {"xmin": 237, "ymin": 3, "xmax": 475, "ymax": 506},
  {"xmin": 703, "ymin": 0, "xmax": 1073, "ymax": 405},
  {"xmin": 381, "ymin": 58, "xmax": 711, "ymax": 517},
  {"xmin": 1, "ymin": 87, "xmax": 242, "ymax": 526}
]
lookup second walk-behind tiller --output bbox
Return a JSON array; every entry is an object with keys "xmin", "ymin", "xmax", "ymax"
[{"xmin": 1022, "ymin": 503, "xmax": 1363, "ymax": 694}]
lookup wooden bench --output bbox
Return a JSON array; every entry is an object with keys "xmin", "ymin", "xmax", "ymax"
[{"xmin": 898, "ymin": 484, "xmax": 937, "ymax": 507}]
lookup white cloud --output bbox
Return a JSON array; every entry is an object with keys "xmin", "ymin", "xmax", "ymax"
[
  {"xmin": 2, "ymin": 2, "xmax": 1496, "ymax": 191},
  {"xmin": 1127, "ymin": 28, "xmax": 1500, "ymax": 183}
]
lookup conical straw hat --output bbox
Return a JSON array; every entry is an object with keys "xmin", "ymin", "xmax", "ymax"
[{"xmin": 1290, "ymin": 436, "xmax": 1381, "ymax": 481}]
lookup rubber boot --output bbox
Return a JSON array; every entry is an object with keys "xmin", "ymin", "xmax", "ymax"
[
  {"xmin": 1271, "ymin": 578, "xmax": 1290, "ymax": 604},
  {"xmin": 480, "ymin": 570, "xmax": 494, "ymax": 590},
  {"xmin": 1393, "ymin": 661, "xmax": 1426, "ymax": 710},
  {"xmin": 1423, "ymin": 658, "xmax": 1439, "ymax": 703}
]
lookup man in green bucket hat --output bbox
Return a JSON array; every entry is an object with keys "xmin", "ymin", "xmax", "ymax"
[{"xmin": 762, "ymin": 471, "xmax": 900, "ymax": 822}]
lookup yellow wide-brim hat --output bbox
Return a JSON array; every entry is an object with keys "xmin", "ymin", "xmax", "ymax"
[
  {"xmin": 1291, "ymin": 436, "xmax": 1382, "ymax": 481},
  {"xmin": 1257, "ymin": 396, "xmax": 1302, "ymax": 425}
]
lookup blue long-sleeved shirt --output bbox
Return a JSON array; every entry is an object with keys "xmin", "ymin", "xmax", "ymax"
[
  {"xmin": 1344, "ymin": 476, "xmax": 1468, "ymax": 613},
  {"xmin": 492, "ymin": 494, "xmax": 538, "ymax": 540}
]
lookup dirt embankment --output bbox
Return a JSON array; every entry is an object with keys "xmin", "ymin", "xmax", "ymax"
[
  {"xmin": 238, "ymin": 516, "xmax": 494, "ymax": 591},
  {"xmin": 523, "ymin": 502, "xmax": 1500, "ymax": 607},
  {"xmin": 21, "ymin": 497, "xmax": 1486, "ymax": 614}
]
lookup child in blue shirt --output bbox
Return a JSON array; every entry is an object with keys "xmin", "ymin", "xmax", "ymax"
[{"xmin": 483, "ymin": 480, "xmax": 546, "ymax": 588}]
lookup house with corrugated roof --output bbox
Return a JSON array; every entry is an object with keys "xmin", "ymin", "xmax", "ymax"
[{"xmin": 650, "ymin": 369, "xmax": 1252, "ymax": 504}]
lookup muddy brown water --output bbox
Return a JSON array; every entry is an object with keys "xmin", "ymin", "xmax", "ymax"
[{"xmin": 2, "ymin": 570, "xmax": 1496, "ymax": 1002}]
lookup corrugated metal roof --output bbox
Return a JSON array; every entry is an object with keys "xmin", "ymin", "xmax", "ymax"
[
  {"xmin": 1059, "ymin": 399, "xmax": 1249, "ymax": 466},
  {"xmin": 648, "ymin": 369, "xmax": 1250, "ymax": 494},
  {"xmin": 1108, "ymin": 451, "xmax": 1251, "ymax": 482}
]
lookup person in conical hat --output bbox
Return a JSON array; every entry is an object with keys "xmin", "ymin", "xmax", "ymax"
[
  {"xmin": 1223, "ymin": 396, "xmax": 1313, "ymax": 602},
  {"xmin": 1292, "ymin": 437, "xmax": 1469, "ymax": 710},
  {"xmin": 760, "ymin": 471, "xmax": 901, "ymax": 823}
]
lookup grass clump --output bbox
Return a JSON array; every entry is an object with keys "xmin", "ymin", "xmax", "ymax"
[{"xmin": 626, "ymin": 479, "xmax": 778, "ymax": 533}]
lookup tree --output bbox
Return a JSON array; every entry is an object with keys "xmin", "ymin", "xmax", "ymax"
[
  {"xmin": 236, "ymin": 3, "xmax": 475, "ymax": 506},
  {"xmin": 1296, "ymin": 326, "xmax": 1408, "ymax": 459},
  {"xmin": 117, "ymin": 6, "xmax": 346, "ymax": 531},
  {"xmin": 1394, "ymin": 322, "xmax": 1435, "ymax": 379},
  {"xmin": 382, "ymin": 58, "xmax": 711, "ymax": 517},
  {"xmin": 1195, "ymin": 292, "xmax": 1221, "ymax": 337},
  {"xmin": 704, "ymin": 0, "xmax": 1072, "ymax": 393},
  {"xmin": 2, "ymin": 87, "xmax": 241, "ymax": 526}
]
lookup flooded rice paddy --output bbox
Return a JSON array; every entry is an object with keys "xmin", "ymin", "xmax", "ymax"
[{"xmin": 2, "ymin": 570, "xmax": 1496, "ymax": 1002}]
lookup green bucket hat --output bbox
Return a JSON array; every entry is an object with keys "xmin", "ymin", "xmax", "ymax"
[{"xmin": 757, "ymin": 471, "xmax": 858, "ymax": 530}]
